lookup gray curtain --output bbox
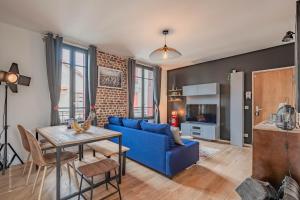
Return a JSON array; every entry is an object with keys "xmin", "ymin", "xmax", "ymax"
[
  {"xmin": 87, "ymin": 45, "xmax": 98, "ymax": 125},
  {"xmin": 296, "ymin": 0, "xmax": 300, "ymax": 112},
  {"xmin": 128, "ymin": 58, "xmax": 136, "ymax": 118},
  {"xmin": 45, "ymin": 33, "xmax": 63, "ymax": 126},
  {"xmin": 153, "ymin": 66, "xmax": 162, "ymax": 123}
]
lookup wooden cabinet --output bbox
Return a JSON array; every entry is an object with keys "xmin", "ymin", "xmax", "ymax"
[{"xmin": 253, "ymin": 123, "xmax": 300, "ymax": 188}]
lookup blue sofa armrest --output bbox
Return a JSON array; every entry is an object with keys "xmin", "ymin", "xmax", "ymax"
[{"xmin": 165, "ymin": 139, "xmax": 199, "ymax": 177}]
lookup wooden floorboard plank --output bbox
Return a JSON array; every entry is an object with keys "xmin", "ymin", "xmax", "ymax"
[{"xmin": 0, "ymin": 140, "xmax": 251, "ymax": 200}]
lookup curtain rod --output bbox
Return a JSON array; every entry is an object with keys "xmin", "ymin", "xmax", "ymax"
[{"xmin": 42, "ymin": 32, "xmax": 89, "ymax": 50}]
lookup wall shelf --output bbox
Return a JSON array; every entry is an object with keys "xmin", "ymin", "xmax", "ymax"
[{"xmin": 168, "ymin": 88, "xmax": 183, "ymax": 102}]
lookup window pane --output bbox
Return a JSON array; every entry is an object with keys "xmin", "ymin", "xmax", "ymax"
[
  {"xmin": 133, "ymin": 67, "xmax": 154, "ymax": 118},
  {"xmin": 134, "ymin": 107, "xmax": 142, "ymax": 118},
  {"xmin": 75, "ymin": 66, "xmax": 85, "ymax": 121},
  {"xmin": 134, "ymin": 77, "xmax": 142, "ymax": 117},
  {"xmin": 59, "ymin": 46, "xmax": 87, "ymax": 123},
  {"xmin": 59, "ymin": 108, "xmax": 70, "ymax": 123},
  {"xmin": 143, "ymin": 78, "xmax": 153, "ymax": 108},
  {"xmin": 62, "ymin": 49, "xmax": 70, "ymax": 64},
  {"xmin": 59, "ymin": 63, "xmax": 70, "ymax": 122},
  {"xmin": 135, "ymin": 67, "xmax": 142, "ymax": 78},
  {"xmin": 75, "ymin": 107, "xmax": 85, "ymax": 122},
  {"xmin": 144, "ymin": 107, "xmax": 153, "ymax": 118},
  {"xmin": 134, "ymin": 77, "xmax": 142, "ymax": 108},
  {"xmin": 75, "ymin": 51, "xmax": 84, "ymax": 66},
  {"xmin": 144, "ymin": 69, "xmax": 153, "ymax": 80}
]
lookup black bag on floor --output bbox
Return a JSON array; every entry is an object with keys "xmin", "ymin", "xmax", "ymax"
[
  {"xmin": 236, "ymin": 177, "xmax": 278, "ymax": 200},
  {"xmin": 278, "ymin": 176, "xmax": 300, "ymax": 200}
]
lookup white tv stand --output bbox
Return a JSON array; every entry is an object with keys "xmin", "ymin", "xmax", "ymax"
[
  {"xmin": 181, "ymin": 83, "xmax": 221, "ymax": 140},
  {"xmin": 181, "ymin": 122, "xmax": 220, "ymax": 140}
]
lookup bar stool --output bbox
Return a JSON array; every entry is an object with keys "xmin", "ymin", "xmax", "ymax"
[{"xmin": 77, "ymin": 158, "xmax": 122, "ymax": 200}]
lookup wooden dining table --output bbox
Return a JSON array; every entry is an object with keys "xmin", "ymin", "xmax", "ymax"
[{"xmin": 36, "ymin": 125, "xmax": 122, "ymax": 200}]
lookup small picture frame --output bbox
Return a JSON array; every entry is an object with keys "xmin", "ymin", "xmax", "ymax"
[{"xmin": 98, "ymin": 66, "xmax": 122, "ymax": 89}]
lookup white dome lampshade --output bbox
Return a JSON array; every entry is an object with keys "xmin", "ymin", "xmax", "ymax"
[{"xmin": 149, "ymin": 30, "xmax": 182, "ymax": 61}]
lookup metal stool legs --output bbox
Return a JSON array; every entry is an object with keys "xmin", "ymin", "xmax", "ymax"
[
  {"xmin": 114, "ymin": 169, "xmax": 122, "ymax": 200},
  {"xmin": 78, "ymin": 170, "xmax": 122, "ymax": 200},
  {"xmin": 78, "ymin": 174, "xmax": 84, "ymax": 200},
  {"xmin": 90, "ymin": 177, "xmax": 94, "ymax": 200},
  {"xmin": 105, "ymin": 172, "xmax": 109, "ymax": 190}
]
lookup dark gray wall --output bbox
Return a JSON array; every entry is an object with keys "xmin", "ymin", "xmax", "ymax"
[{"xmin": 167, "ymin": 43, "xmax": 294, "ymax": 144}]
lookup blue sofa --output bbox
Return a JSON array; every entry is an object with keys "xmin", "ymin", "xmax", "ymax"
[{"xmin": 105, "ymin": 120, "xmax": 199, "ymax": 177}]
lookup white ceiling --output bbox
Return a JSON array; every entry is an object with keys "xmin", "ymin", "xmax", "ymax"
[{"xmin": 0, "ymin": 0, "xmax": 296, "ymax": 70}]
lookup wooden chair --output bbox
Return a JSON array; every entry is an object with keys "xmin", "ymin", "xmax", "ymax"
[
  {"xmin": 17, "ymin": 125, "xmax": 54, "ymax": 178},
  {"xmin": 17, "ymin": 125, "xmax": 56, "ymax": 185},
  {"xmin": 25, "ymin": 129, "xmax": 79, "ymax": 200},
  {"xmin": 77, "ymin": 159, "xmax": 121, "ymax": 200}
]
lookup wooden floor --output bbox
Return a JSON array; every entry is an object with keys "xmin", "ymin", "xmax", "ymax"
[{"xmin": 0, "ymin": 140, "xmax": 251, "ymax": 200}]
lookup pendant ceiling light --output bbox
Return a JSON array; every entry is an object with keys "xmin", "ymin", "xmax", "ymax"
[{"xmin": 149, "ymin": 30, "xmax": 182, "ymax": 60}]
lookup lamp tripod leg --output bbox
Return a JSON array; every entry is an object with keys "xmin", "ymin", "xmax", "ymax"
[{"xmin": 1, "ymin": 85, "xmax": 23, "ymax": 175}]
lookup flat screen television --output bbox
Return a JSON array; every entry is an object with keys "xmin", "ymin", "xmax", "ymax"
[{"xmin": 186, "ymin": 104, "xmax": 217, "ymax": 124}]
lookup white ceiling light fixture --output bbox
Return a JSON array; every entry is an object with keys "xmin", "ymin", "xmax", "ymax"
[{"xmin": 149, "ymin": 30, "xmax": 182, "ymax": 61}]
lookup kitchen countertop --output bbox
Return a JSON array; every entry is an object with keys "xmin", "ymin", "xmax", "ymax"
[{"xmin": 253, "ymin": 121, "xmax": 300, "ymax": 133}]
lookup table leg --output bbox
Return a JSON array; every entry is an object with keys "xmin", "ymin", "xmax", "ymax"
[
  {"xmin": 80, "ymin": 145, "xmax": 84, "ymax": 160},
  {"xmin": 78, "ymin": 145, "xmax": 82, "ymax": 161},
  {"xmin": 122, "ymin": 152, "xmax": 126, "ymax": 176},
  {"xmin": 56, "ymin": 146, "xmax": 61, "ymax": 200},
  {"xmin": 118, "ymin": 135, "xmax": 122, "ymax": 184}
]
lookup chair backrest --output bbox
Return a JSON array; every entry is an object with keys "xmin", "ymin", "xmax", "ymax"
[
  {"xmin": 25, "ymin": 129, "xmax": 46, "ymax": 166},
  {"xmin": 17, "ymin": 125, "xmax": 31, "ymax": 153}
]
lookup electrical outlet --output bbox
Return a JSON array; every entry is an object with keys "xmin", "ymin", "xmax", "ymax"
[
  {"xmin": 244, "ymin": 133, "xmax": 249, "ymax": 138},
  {"xmin": 244, "ymin": 105, "xmax": 249, "ymax": 110}
]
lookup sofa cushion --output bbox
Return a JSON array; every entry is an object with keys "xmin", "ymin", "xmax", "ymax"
[
  {"xmin": 140, "ymin": 121, "xmax": 176, "ymax": 148},
  {"xmin": 108, "ymin": 116, "xmax": 123, "ymax": 126},
  {"xmin": 170, "ymin": 126, "xmax": 184, "ymax": 145},
  {"xmin": 122, "ymin": 118, "xmax": 142, "ymax": 129}
]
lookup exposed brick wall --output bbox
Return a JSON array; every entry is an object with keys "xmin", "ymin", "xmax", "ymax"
[{"xmin": 95, "ymin": 51, "xmax": 128, "ymax": 127}]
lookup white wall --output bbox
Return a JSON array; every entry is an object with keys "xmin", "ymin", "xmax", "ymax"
[
  {"xmin": 159, "ymin": 69, "xmax": 168, "ymax": 123},
  {"xmin": 0, "ymin": 22, "xmax": 50, "ymax": 164}
]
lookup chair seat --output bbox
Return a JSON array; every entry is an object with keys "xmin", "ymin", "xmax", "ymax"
[
  {"xmin": 78, "ymin": 159, "xmax": 119, "ymax": 177},
  {"xmin": 39, "ymin": 139, "xmax": 48, "ymax": 144},
  {"xmin": 39, "ymin": 141, "xmax": 54, "ymax": 150},
  {"xmin": 43, "ymin": 151, "xmax": 77, "ymax": 165}
]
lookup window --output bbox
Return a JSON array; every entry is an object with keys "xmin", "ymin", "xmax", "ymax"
[
  {"xmin": 59, "ymin": 44, "xmax": 87, "ymax": 123},
  {"xmin": 133, "ymin": 65, "xmax": 154, "ymax": 118}
]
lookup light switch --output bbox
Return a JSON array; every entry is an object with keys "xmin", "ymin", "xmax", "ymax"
[{"xmin": 245, "ymin": 91, "xmax": 252, "ymax": 100}]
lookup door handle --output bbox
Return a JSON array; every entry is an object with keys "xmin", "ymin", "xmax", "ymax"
[{"xmin": 255, "ymin": 106, "xmax": 263, "ymax": 116}]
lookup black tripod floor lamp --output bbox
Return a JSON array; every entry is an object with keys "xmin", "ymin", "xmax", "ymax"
[{"xmin": 0, "ymin": 63, "xmax": 31, "ymax": 175}]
